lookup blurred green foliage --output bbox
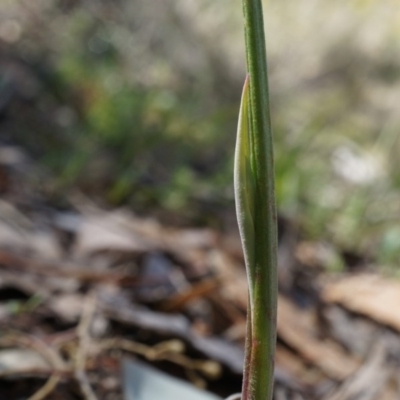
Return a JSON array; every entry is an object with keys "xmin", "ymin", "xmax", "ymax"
[{"xmin": 1, "ymin": 0, "xmax": 400, "ymax": 268}]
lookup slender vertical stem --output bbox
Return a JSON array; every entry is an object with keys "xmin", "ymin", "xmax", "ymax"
[{"xmin": 241, "ymin": 0, "xmax": 277, "ymax": 399}]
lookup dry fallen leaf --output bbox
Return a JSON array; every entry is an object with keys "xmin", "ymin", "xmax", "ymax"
[
  {"xmin": 322, "ymin": 274, "xmax": 400, "ymax": 332},
  {"xmin": 323, "ymin": 342, "xmax": 389, "ymax": 400},
  {"xmin": 0, "ymin": 349, "xmax": 51, "ymax": 376},
  {"xmin": 278, "ymin": 296, "xmax": 360, "ymax": 380},
  {"xmin": 72, "ymin": 212, "xmax": 149, "ymax": 258}
]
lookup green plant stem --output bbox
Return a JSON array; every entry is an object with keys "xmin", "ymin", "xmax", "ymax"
[{"xmin": 241, "ymin": 0, "xmax": 277, "ymax": 399}]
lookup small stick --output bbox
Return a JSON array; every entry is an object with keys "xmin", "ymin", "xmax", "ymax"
[
  {"xmin": 75, "ymin": 293, "xmax": 99, "ymax": 400},
  {"xmin": 99, "ymin": 337, "xmax": 221, "ymax": 379},
  {"xmin": 28, "ymin": 375, "xmax": 60, "ymax": 400},
  {"xmin": 0, "ymin": 334, "xmax": 67, "ymax": 400},
  {"xmin": 225, "ymin": 394, "xmax": 242, "ymax": 400}
]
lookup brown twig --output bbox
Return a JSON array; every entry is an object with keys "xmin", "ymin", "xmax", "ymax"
[
  {"xmin": 98, "ymin": 337, "xmax": 221, "ymax": 380},
  {"xmin": 225, "ymin": 395, "xmax": 242, "ymax": 400},
  {"xmin": 0, "ymin": 249, "xmax": 133, "ymax": 284},
  {"xmin": 75, "ymin": 292, "xmax": 99, "ymax": 400},
  {"xmin": 160, "ymin": 278, "xmax": 219, "ymax": 312},
  {"xmin": 0, "ymin": 325, "xmax": 221, "ymax": 398},
  {"xmin": 28, "ymin": 375, "xmax": 60, "ymax": 400},
  {"xmin": 0, "ymin": 333, "xmax": 67, "ymax": 400}
]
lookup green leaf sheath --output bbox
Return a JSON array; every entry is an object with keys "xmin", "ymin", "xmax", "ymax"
[
  {"xmin": 236, "ymin": 0, "xmax": 278, "ymax": 399},
  {"xmin": 234, "ymin": 76, "xmax": 255, "ymax": 300},
  {"xmin": 234, "ymin": 78, "xmax": 255, "ymax": 398}
]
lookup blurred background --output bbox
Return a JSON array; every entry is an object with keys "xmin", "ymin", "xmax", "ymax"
[
  {"xmin": 1, "ymin": 0, "xmax": 400, "ymax": 267},
  {"xmin": 1, "ymin": 1, "xmax": 400, "ymax": 399}
]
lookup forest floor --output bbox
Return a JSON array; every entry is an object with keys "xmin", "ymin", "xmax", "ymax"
[
  {"xmin": 1, "ymin": 142, "xmax": 400, "ymax": 400},
  {"xmin": 1, "ymin": 3, "xmax": 400, "ymax": 397}
]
